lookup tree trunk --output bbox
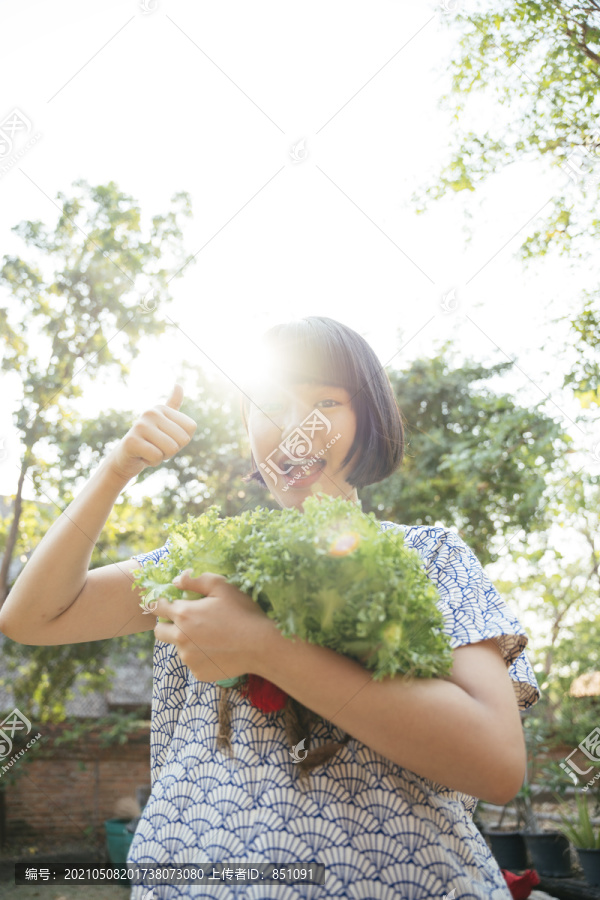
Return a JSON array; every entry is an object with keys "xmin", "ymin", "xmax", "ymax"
[{"xmin": 0, "ymin": 457, "xmax": 28, "ymax": 605}]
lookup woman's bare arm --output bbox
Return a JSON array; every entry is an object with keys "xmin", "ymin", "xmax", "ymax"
[
  {"xmin": 254, "ymin": 631, "xmax": 526, "ymax": 804},
  {"xmin": 0, "ymin": 384, "xmax": 196, "ymax": 645}
]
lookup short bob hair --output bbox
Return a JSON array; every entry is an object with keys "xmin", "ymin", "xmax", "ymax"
[{"xmin": 240, "ymin": 316, "xmax": 404, "ymax": 489}]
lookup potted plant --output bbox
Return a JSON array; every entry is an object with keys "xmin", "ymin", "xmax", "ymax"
[
  {"xmin": 518, "ymin": 713, "xmax": 572, "ymax": 877},
  {"xmin": 104, "ymin": 796, "xmax": 141, "ymax": 883},
  {"xmin": 487, "ymin": 711, "xmax": 572, "ymax": 876},
  {"xmin": 557, "ymin": 792, "xmax": 600, "ymax": 886},
  {"xmin": 485, "ymin": 788, "xmax": 529, "ymax": 872},
  {"xmin": 519, "ymin": 782, "xmax": 572, "ymax": 877}
]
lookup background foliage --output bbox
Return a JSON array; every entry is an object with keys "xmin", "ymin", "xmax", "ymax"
[{"xmin": 1, "ymin": 0, "xmax": 599, "ymax": 764}]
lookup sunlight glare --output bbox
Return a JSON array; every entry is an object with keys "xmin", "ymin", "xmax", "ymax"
[{"xmin": 208, "ymin": 323, "xmax": 275, "ymax": 400}]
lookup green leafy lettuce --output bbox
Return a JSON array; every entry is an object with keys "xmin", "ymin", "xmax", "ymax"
[{"xmin": 132, "ymin": 493, "xmax": 454, "ymax": 682}]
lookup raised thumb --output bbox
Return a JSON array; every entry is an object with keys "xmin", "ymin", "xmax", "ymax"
[{"xmin": 165, "ymin": 383, "xmax": 183, "ymax": 410}]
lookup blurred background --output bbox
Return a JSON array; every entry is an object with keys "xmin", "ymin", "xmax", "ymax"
[{"xmin": 0, "ymin": 0, "xmax": 599, "ymax": 892}]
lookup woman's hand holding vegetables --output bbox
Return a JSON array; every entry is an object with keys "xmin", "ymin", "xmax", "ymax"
[
  {"xmin": 106, "ymin": 383, "xmax": 197, "ymax": 483},
  {"xmin": 135, "ymin": 494, "xmax": 454, "ymax": 683},
  {"xmin": 153, "ymin": 571, "xmax": 277, "ymax": 683}
]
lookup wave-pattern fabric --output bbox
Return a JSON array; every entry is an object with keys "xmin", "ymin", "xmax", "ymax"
[{"xmin": 127, "ymin": 521, "xmax": 540, "ymax": 899}]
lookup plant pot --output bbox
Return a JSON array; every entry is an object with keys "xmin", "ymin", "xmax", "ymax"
[
  {"xmin": 577, "ymin": 848, "xmax": 600, "ymax": 886},
  {"xmin": 523, "ymin": 832, "xmax": 572, "ymax": 877},
  {"xmin": 487, "ymin": 831, "xmax": 528, "ymax": 871},
  {"xmin": 104, "ymin": 818, "xmax": 134, "ymax": 874}
]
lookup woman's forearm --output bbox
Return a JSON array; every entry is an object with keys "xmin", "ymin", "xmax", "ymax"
[
  {"xmin": 254, "ymin": 625, "xmax": 524, "ymax": 805},
  {"xmin": 0, "ymin": 454, "xmax": 130, "ymax": 630},
  {"xmin": 0, "ymin": 387, "xmax": 196, "ymax": 643}
]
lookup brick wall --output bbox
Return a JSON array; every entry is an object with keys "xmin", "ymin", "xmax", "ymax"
[
  {"xmin": 1, "ymin": 734, "xmax": 579, "ymax": 843},
  {"xmin": 3, "ymin": 722, "xmax": 151, "ymax": 842}
]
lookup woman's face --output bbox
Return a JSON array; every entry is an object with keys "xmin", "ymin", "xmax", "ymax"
[{"xmin": 247, "ymin": 380, "xmax": 360, "ymax": 510}]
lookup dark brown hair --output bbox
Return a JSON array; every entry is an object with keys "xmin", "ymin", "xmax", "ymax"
[
  {"xmin": 216, "ymin": 688, "xmax": 351, "ymax": 786},
  {"xmin": 216, "ymin": 317, "xmax": 405, "ymax": 782},
  {"xmin": 240, "ymin": 316, "xmax": 405, "ymax": 489}
]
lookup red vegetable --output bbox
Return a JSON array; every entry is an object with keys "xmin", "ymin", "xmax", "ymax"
[
  {"xmin": 501, "ymin": 868, "xmax": 540, "ymax": 900},
  {"xmin": 240, "ymin": 674, "xmax": 288, "ymax": 713}
]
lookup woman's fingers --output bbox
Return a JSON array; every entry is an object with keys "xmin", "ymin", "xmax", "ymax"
[
  {"xmin": 165, "ymin": 383, "xmax": 183, "ymax": 410},
  {"xmin": 135, "ymin": 383, "xmax": 197, "ymax": 460},
  {"xmin": 136, "ymin": 411, "xmax": 191, "ymax": 455},
  {"xmin": 174, "ymin": 571, "xmax": 225, "ymax": 596},
  {"xmin": 106, "ymin": 384, "xmax": 197, "ymax": 480},
  {"xmin": 123, "ymin": 433, "xmax": 176, "ymax": 466},
  {"xmin": 158, "ymin": 384, "xmax": 197, "ymax": 437},
  {"xmin": 158, "ymin": 405, "xmax": 197, "ymax": 438}
]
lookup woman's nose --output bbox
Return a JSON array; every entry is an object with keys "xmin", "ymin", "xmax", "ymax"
[{"xmin": 278, "ymin": 402, "xmax": 312, "ymax": 438}]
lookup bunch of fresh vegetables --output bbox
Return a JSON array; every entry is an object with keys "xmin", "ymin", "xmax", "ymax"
[{"xmin": 133, "ymin": 493, "xmax": 453, "ymax": 686}]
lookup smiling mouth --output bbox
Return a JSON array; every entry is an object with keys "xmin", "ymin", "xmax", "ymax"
[
  {"xmin": 284, "ymin": 456, "xmax": 326, "ymax": 477},
  {"xmin": 286, "ymin": 455, "xmax": 324, "ymax": 466}
]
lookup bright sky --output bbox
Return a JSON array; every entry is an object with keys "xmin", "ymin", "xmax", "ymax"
[{"xmin": 0, "ymin": 0, "xmax": 597, "ymax": 512}]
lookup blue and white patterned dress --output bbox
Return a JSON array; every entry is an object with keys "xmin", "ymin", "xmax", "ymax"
[{"xmin": 127, "ymin": 521, "xmax": 540, "ymax": 899}]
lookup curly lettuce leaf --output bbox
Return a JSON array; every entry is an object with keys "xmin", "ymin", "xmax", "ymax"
[{"xmin": 132, "ymin": 493, "xmax": 454, "ymax": 680}]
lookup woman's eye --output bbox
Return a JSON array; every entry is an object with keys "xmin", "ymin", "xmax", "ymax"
[{"xmin": 253, "ymin": 397, "xmax": 340, "ymax": 415}]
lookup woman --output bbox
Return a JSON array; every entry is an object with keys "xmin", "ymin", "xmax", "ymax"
[{"xmin": 0, "ymin": 316, "xmax": 540, "ymax": 898}]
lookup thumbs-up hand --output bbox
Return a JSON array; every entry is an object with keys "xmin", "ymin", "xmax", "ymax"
[
  {"xmin": 106, "ymin": 383, "xmax": 197, "ymax": 483},
  {"xmin": 164, "ymin": 383, "xmax": 183, "ymax": 411}
]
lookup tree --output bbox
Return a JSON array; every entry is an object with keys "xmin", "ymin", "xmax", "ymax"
[
  {"xmin": 0, "ymin": 366, "xmax": 271, "ymax": 726},
  {"xmin": 0, "ymin": 486, "xmax": 168, "ymax": 723},
  {"xmin": 0, "ymin": 179, "xmax": 194, "ymax": 602},
  {"xmin": 361, "ymin": 348, "xmax": 570, "ymax": 564},
  {"xmin": 0, "ymin": 343, "xmax": 571, "ymax": 722},
  {"xmin": 562, "ymin": 296, "xmax": 600, "ymax": 408},
  {"xmin": 418, "ymin": 0, "xmax": 599, "ymax": 218},
  {"xmin": 415, "ymin": 0, "xmax": 600, "ymax": 404},
  {"xmin": 494, "ymin": 471, "xmax": 600, "ymax": 734},
  {"xmin": 44, "ymin": 362, "xmax": 275, "ymax": 528}
]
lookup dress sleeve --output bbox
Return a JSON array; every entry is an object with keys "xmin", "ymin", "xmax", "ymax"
[
  {"xmin": 423, "ymin": 528, "xmax": 541, "ymax": 711},
  {"xmin": 131, "ymin": 539, "xmax": 172, "ymax": 569}
]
